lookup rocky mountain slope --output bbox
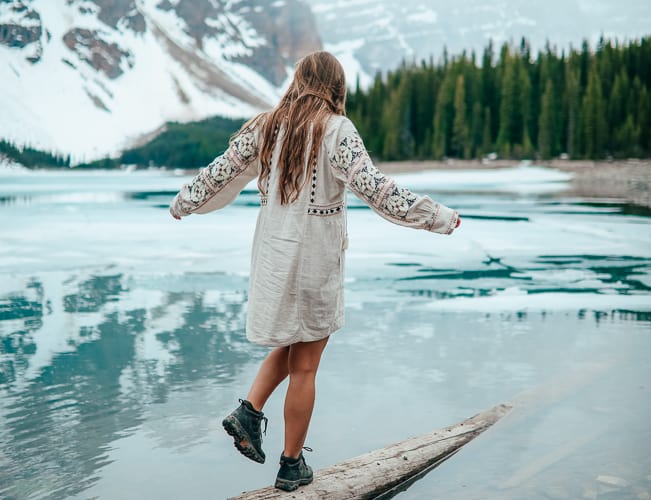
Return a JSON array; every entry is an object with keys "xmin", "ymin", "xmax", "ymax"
[{"xmin": 0, "ymin": 0, "xmax": 320, "ymax": 160}]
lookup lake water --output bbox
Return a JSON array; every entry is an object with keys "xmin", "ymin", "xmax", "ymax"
[{"xmin": 1, "ymin": 165, "xmax": 650, "ymax": 499}]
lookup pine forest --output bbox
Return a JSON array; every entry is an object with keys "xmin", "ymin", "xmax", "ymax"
[{"xmin": 346, "ymin": 36, "xmax": 651, "ymax": 161}]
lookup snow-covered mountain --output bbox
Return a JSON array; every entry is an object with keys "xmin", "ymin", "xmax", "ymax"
[
  {"xmin": 306, "ymin": 0, "xmax": 651, "ymax": 87},
  {"xmin": 0, "ymin": 0, "xmax": 321, "ymax": 160}
]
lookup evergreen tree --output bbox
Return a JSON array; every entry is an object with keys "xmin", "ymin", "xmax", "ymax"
[
  {"xmin": 480, "ymin": 40, "xmax": 498, "ymax": 144},
  {"xmin": 564, "ymin": 64, "xmax": 581, "ymax": 157},
  {"xmin": 518, "ymin": 59, "xmax": 534, "ymax": 157},
  {"xmin": 626, "ymin": 76, "xmax": 647, "ymax": 157},
  {"xmin": 432, "ymin": 70, "xmax": 456, "ymax": 158},
  {"xmin": 608, "ymin": 69, "xmax": 630, "ymax": 155},
  {"xmin": 582, "ymin": 65, "xmax": 607, "ymax": 158},
  {"xmin": 470, "ymin": 101, "xmax": 483, "ymax": 158},
  {"xmin": 638, "ymin": 85, "xmax": 651, "ymax": 154},
  {"xmin": 363, "ymin": 72, "xmax": 386, "ymax": 155},
  {"xmin": 382, "ymin": 75, "xmax": 414, "ymax": 160},
  {"xmin": 579, "ymin": 40, "xmax": 591, "ymax": 90},
  {"xmin": 616, "ymin": 115, "xmax": 641, "ymax": 157},
  {"xmin": 538, "ymin": 79, "xmax": 554, "ymax": 159},
  {"xmin": 496, "ymin": 50, "xmax": 516, "ymax": 157},
  {"xmin": 481, "ymin": 107, "xmax": 492, "ymax": 154},
  {"xmin": 451, "ymin": 75, "xmax": 470, "ymax": 157}
]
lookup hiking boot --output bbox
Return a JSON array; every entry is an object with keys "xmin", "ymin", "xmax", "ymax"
[
  {"xmin": 222, "ymin": 399, "xmax": 268, "ymax": 464},
  {"xmin": 274, "ymin": 451, "xmax": 314, "ymax": 492}
]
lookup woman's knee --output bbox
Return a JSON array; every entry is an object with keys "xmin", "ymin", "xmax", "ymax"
[
  {"xmin": 288, "ymin": 352, "xmax": 321, "ymax": 377},
  {"xmin": 288, "ymin": 363, "xmax": 319, "ymax": 379},
  {"xmin": 287, "ymin": 338, "xmax": 328, "ymax": 377}
]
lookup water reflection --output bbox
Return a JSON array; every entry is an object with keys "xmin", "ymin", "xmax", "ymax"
[
  {"xmin": 0, "ymin": 189, "xmax": 263, "ymax": 209},
  {"xmin": 0, "ymin": 273, "xmax": 259, "ymax": 500},
  {"xmin": 388, "ymin": 254, "xmax": 651, "ymax": 299},
  {"xmin": 64, "ymin": 275, "xmax": 124, "ymax": 313},
  {"xmin": 0, "ymin": 281, "xmax": 44, "ymax": 321},
  {"xmin": 569, "ymin": 200, "xmax": 651, "ymax": 217}
]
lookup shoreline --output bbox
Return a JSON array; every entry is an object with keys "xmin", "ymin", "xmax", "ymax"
[
  {"xmin": 3, "ymin": 156, "xmax": 650, "ymax": 210},
  {"xmin": 377, "ymin": 158, "xmax": 651, "ymax": 209}
]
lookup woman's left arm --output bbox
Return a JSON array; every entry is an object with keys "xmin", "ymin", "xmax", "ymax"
[
  {"xmin": 328, "ymin": 119, "xmax": 460, "ymax": 234},
  {"xmin": 169, "ymin": 127, "xmax": 259, "ymax": 218}
]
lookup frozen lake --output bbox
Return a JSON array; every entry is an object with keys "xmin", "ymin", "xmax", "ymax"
[{"xmin": 1, "ymin": 165, "xmax": 650, "ymax": 499}]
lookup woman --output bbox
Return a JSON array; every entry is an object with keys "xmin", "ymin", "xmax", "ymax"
[{"xmin": 169, "ymin": 51, "xmax": 460, "ymax": 492}]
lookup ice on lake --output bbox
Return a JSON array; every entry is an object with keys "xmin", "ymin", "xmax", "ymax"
[{"xmin": 0, "ymin": 164, "xmax": 650, "ymax": 499}]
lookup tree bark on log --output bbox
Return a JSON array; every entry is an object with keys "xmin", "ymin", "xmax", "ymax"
[{"xmin": 230, "ymin": 403, "xmax": 512, "ymax": 500}]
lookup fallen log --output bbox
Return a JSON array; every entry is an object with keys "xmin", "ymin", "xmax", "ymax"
[{"xmin": 230, "ymin": 403, "xmax": 512, "ymax": 500}]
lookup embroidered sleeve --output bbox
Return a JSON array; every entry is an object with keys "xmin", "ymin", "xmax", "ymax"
[
  {"xmin": 328, "ymin": 124, "xmax": 459, "ymax": 234},
  {"xmin": 170, "ymin": 127, "xmax": 259, "ymax": 217}
]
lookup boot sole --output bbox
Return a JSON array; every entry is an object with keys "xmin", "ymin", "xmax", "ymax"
[
  {"xmin": 274, "ymin": 475, "xmax": 314, "ymax": 492},
  {"xmin": 222, "ymin": 415, "xmax": 265, "ymax": 464}
]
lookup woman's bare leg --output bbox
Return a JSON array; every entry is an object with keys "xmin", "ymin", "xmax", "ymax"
[
  {"xmin": 283, "ymin": 337, "xmax": 329, "ymax": 458},
  {"xmin": 246, "ymin": 346, "xmax": 290, "ymax": 411}
]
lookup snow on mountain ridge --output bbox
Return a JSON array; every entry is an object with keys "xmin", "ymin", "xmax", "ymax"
[
  {"xmin": 306, "ymin": 0, "xmax": 651, "ymax": 85},
  {"xmin": 0, "ymin": 0, "xmax": 321, "ymax": 161}
]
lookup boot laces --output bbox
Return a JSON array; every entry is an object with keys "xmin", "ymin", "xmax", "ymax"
[
  {"xmin": 237, "ymin": 399, "xmax": 267, "ymax": 436},
  {"xmin": 280, "ymin": 447, "xmax": 313, "ymax": 465}
]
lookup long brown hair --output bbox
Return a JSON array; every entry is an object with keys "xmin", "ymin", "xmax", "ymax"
[{"xmin": 250, "ymin": 51, "xmax": 347, "ymax": 205}]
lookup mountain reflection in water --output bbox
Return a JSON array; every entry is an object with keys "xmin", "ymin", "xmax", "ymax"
[{"xmin": 0, "ymin": 273, "xmax": 260, "ymax": 499}]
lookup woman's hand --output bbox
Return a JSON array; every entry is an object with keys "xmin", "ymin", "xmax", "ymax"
[
  {"xmin": 455, "ymin": 215, "xmax": 461, "ymax": 228},
  {"xmin": 170, "ymin": 206, "xmax": 181, "ymax": 220}
]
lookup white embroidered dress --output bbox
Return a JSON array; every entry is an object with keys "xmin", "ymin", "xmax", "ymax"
[{"xmin": 170, "ymin": 115, "xmax": 459, "ymax": 347}]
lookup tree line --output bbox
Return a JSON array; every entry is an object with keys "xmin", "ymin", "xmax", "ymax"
[
  {"xmin": 0, "ymin": 139, "xmax": 71, "ymax": 168},
  {"xmin": 0, "ymin": 116, "xmax": 244, "ymax": 170},
  {"xmin": 3, "ymin": 36, "xmax": 649, "ymax": 168},
  {"xmin": 118, "ymin": 116, "xmax": 244, "ymax": 168},
  {"xmin": 75, "ymin": 116, "xmax": 245, "ymax": 169},
  {"xmin": 346, "ymin": 36, "xmax": 651, "ymax": 160}
]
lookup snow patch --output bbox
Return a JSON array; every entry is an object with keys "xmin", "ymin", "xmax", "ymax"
[
  {"xmin": 0, "ymin": 155, "xmax": 28, "ymax": 173},
  {"xmin": 427, "ymin": 290, "xmax": 651, "ymax": 313},
  {"xmin": 406, "ymin": 8, "xmax": 437, "ymax": 24},
  {"xmin": 324, "ymin": 38, "xmax": 373, "ymax": 89},
  {"xmin": 392, "ymin": 165, "xmax": 573, "ymax": 194}
]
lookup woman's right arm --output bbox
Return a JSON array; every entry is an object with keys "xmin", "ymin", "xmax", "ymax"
[
  {"xmin": 328, "ymin": 119, "xmax": 460, "ymax": 235},
  {"xmin": 169, "ymin": 126, "xmax": 259, "ymax": 219}
]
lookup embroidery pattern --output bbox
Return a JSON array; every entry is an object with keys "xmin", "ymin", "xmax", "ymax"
[
  {"xmin": 331, "ymin": 129, "xmax": 420, "ymax": 221},
  {"xmin": 383, "ymin": 186, "xmax": 419, "ymax": 219},
  {"xmin": 307, "ymin": 203, "xmax": 344, "ymax": 216},
  {"xmin": 310, "ymin": 159, "xmax": 317, "ymax": 203},
  {"xmin": 425, "ymin": 204, "xmax": 441, "ymax": 232},
  {"xmin": 230, "ymin": 128, "xmax": 258, "ymax": 165},
  {"xmin": 182, "ymin": 128, "xmax": 258, "ymax": 212},
  {"xmin": 189, "ymin": 176, "xmax": 208, "ymax": 203},
  {"xmin": 208, "ymin": 156, "xmax": 231, "ymax": 181},
  {"xmin": 350, "ymin": 162, "xmax": 389, "ymax": 202},
  {"xmin": 329, "ymin": 131, "xmax": 365, "ymax": 174}
]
